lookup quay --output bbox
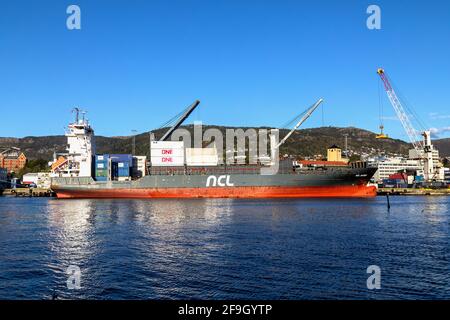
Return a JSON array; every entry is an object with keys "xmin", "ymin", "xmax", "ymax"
[
  {"xmin": 377, "ymin": 188, "xmax": 450, "ymax": 196},
  {"xmin": 0, "ymin": 188, "xmax": 55, "ymax": 197}
]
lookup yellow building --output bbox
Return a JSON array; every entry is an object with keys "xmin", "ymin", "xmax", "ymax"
[{"xmin": 327, "ymin": 145, "xmax": 342, "ymax": 162}]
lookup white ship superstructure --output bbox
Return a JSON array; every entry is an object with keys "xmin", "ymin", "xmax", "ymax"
[{"xmin": 50, "ymin": 108, "xmax": 95, "ymax": 177}]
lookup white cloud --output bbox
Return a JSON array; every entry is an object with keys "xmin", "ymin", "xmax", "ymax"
[
  {"xmin": 429, "ymin": 112, "xmax": 450, "ymax": 120},
  {"xmin": 429, "ymin": 127, "xmax": 450, "ymax": 138}
]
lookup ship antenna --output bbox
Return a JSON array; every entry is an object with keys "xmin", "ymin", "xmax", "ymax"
[{"xmin": 72, "ymin": 107, "xmax": 80, "ymax": 123}]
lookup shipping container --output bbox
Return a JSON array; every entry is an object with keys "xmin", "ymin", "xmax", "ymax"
[
  {"xmin": 151, "ymin": 141, "xmax": 184, "ymax": 149},
  {"xmin": 95, "ymin": 155, "xmax": 110, "ymax": 172},
  {"xmin": 132, "ymin": 156, "xmax": 147, "ymax": 178},
  {"xmin": 95, "ymin": 154, "xmax": 133, "ymax": 180},
  {"xmin": 151, "ymin": 148, "xmax": 185, "ymax": 157},
  {"xmin": 117, "ymin": 167, "xmax": 130, "ymax": 177},
  {"xmin": 110, "ymin": 154, "xmax": 132, "ymax": 162},
  {"xmin": 151, "ymin": 156, "xmax": 185, "ymax": 166},
  {"xmin": 95, "ymin": 169, "xmax": 108, "ymax": 177},
  {"xmin": 382, "ymin": 178, "xmax": 408, "ymax": 188},
  {"xmin": 415, "ymin": 175, "xmax": 425, "ymax": 182},
  {"xmin": 95, "ymin": 155, "xmax": 108, "ymax": 161},
  {"xmin": 186, "ymin": 157, "xmax": 219, "ymax": 166},
  {"xmin": 185, "ymin": 148, "xmax": 219, "ymax": 166},
  {"xmin": 151, "ymin": 142, "xmax": 185, "ymax": 167},
  {"xmin": 185, "ymin": 147, "xmax": 219, "ymax": 166}
]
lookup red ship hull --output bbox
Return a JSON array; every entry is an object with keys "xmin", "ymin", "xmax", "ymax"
[{"xmin": 55, "ymin": 185, "xmax": 377, "ymax": 199}]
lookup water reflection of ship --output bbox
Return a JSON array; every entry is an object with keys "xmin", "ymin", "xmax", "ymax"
[{"xmin": 46, "ymin": 200, "xmax": 96, "ymax": 265}]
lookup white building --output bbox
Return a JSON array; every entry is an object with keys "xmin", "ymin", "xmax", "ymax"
[
  {"xmin": 368, "ymin": 157, "xmax": 423, "ymax": 182},
  {"xmin": 22, "ymin": 172, "xmax": 51, "ymax": 188},
  {"xmin": 408, "ymin": 148, "xmax": 442, "ymax": 169}
]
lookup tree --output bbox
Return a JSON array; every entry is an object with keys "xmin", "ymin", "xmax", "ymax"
[
  {"xmin": 15, "ymin": 159, "xmax": 49, "ymax": 179},
  {"xmin": 443, "ymin": 157, "xmax": 450, "ymax": 168}
]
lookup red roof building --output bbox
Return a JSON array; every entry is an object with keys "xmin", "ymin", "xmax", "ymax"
[{"xmin": 0, "ymin": 149, "xmax": 27, "ymax": 173}]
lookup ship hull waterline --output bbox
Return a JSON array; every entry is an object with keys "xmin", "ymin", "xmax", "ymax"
[{"xmin": 53, "ymin": 185, "xmax": 377, "ymax": 199}]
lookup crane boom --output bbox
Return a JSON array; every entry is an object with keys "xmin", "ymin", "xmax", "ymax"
[
  {"xmin": 274, "ymin": 98, "xmax": 324, "ymax": 150},
  {"xmin": 377, "ymin": 68, "xmax": 435, "ymax": 181},
  {"xmin": 160, "ymin": 100, "xmax": 200, "ymax": 141},
  {"xmin": 377, "ymin": 69, "xmax": 424, "ymax": 151}
]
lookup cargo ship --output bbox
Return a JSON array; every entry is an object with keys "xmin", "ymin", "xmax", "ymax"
[
  {"xmin": 51, "ymin": 167, "xmax": 377, "ymax": 199},
  {"xmin": 50, "ymin": 101, "xmax": 378, "ymax": 199}
]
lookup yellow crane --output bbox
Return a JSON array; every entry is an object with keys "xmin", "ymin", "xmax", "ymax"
[
  {"xmin": 376, "ymin": 71, "xmax": 389, "ymax": 139},
  {"xmin": 376, "ymin": 124, "xmax": 389, "ymax": 139}
]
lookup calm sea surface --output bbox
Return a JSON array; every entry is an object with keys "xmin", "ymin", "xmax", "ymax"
[{"xmin": 0, "ymin": 196, "xmax": 449, "ymax": 300}]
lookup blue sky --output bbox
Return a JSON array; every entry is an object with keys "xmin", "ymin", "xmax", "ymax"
[{"xmin": 1, "ymin": 0, "xmax": 449, "ymax": 141}]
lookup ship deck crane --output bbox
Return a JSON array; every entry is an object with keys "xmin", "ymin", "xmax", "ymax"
[
  {"xmin": 376, "ymin": 68, "xmax": 435, "ymax": 181},
  {"xmin": 159, "ymin": 100, "xmax": 200, "ymax": 141},
  {"xmin": 274, "ymin": 98, "xmax": 324, "ymax": 150}
]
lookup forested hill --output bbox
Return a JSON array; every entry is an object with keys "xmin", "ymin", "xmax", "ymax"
[{"xmin": 0, "ymin": 126, "xmax": 428, "ymax": 161}]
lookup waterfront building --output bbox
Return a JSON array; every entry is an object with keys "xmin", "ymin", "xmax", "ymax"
[
  {"xmin": 408, "ymin": 148, "xmax": 442, "ymax": 169},
  {"xmin": 0, "ymin": 168, "xmax": 7, "ymax": 188},
  {"xmin": 0, "ymin": 148, "xmax": 27, "ymax": 173},
  {"xmin": 444, "ymin": 168, "xmax": 450, "ymax": 183},
  {"xmin": 368, "ymin": 157, "xmax": 423, "ymax": 182},
  {"xmin": 22, "ymin": 172, "xmax": 51, "ymax": 188}
]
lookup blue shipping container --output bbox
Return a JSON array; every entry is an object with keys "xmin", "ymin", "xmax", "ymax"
[
  {"xmin": 95, "ymin": 154, "xmax": 110, "ymax": 178},
  {"xmin": 117, "ymin": 162, "xmax": 130, "ymax": 177},
  {"xmin": 95, "ymin": 154, "xmax": 133, "ymax": 179},
  {"xmin": 110, "ymin": 154, "xmax": 132, "ymax": 164},
  {"xmin": 111, "ymin": 155, "xmax": 132, "ymax": 177}
]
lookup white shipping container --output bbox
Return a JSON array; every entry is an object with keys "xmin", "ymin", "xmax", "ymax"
[
  {"xmin": 150, "ymin": 148, "xmax": 185, "ymax": 157},
  {"xmin": 407, "ymin": 175, "xmax": 414, "ymax": 185},
  {"xmin": 185, "ymin": 148, "xmax": 218, "ymax": 157},
  {"xmin": 186, "ymin": 155, "xmax": 218, "ymax": 161},
  {"xmin": 151, "ymin": 156, "xmax": 185, "ymax": 166},
  {"xmin": 186, "ymin": 155, "xmax": 218, "ymax": 162},
  {"xmin": 186, "ymin": 161, "xmax": 218, "ymax": 166},
  {"xmin": 186, "ymin": 148, "xmax": 219, "ymax": 166},
  {"xmin": 132, "ymin": 156, "xmax": 147, "ymax": 177},
  {"xmin": 151, "ymin": 141, "xmax": 184, "ymax": 149}
]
